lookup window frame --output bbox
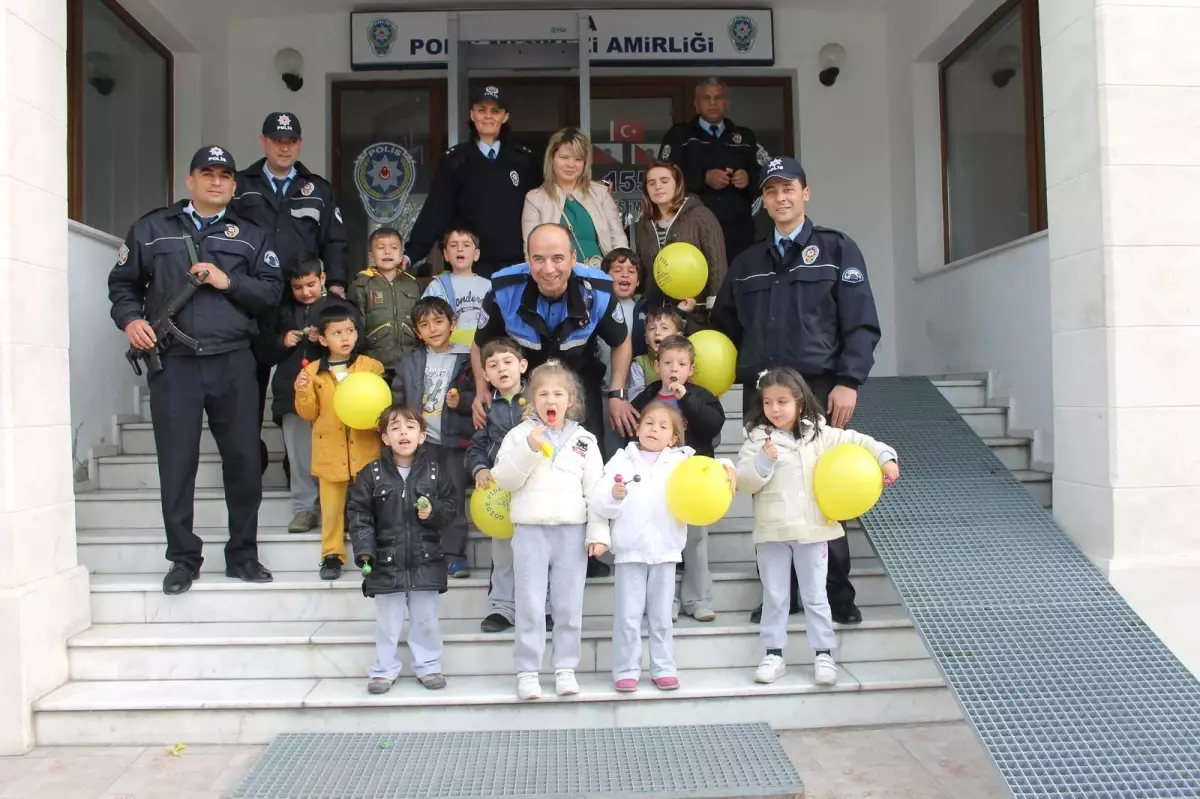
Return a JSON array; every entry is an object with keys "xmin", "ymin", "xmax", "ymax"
[
  {"xmin": 67, "ymin": 0, "xmax": 174, "ymax": 224},
  {"xmin": 938, "ymin": 0, "xmax": 1046, "ymax": 264}
]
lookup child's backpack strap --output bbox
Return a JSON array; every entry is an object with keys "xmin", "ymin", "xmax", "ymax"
[{"xmin": 437, "ymin": 273, "xmax": 456, "ymax": 307}]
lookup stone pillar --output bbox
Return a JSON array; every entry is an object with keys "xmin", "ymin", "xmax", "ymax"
[
  {"xmin": 1044, "ymin": 2, "xmax": 1200, "ymax": 669},
  {"xmin": 0, "ymin": 0, "xmax": 91, "ymax": 754}
]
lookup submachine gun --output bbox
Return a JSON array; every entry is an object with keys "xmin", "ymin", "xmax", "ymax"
[{"xmin": 125, "ymin": 227, "xmax": 208, "ymax": 376}]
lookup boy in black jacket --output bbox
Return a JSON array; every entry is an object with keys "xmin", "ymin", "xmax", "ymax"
[
  {"xmin": 348, "ymin": 404, "xmax": 456, "ymax": 694},
  {"xmin": 631, "ymin": 334, "xmax": 725, "ymax": 622},
  {"xmin": 392, "ymin": 297, "xmax": 475, "ymax": 579}
]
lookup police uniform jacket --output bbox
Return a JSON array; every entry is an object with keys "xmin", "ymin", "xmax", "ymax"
[
  {"xmin": 474, "ymin": 264, "xmax": 630, "ymax": 382},
  {"xmin": 710, "ymin": 218, "xmax": 881, "ymax": 387},
  {"xmin": 404, "ymin": 139, "xmax": 541, "ymax": 269},
  {"xmin": 108, "ymin": 202, "xmax": 282, "ymax": 356},
  {"xmin": 659, "ymin": 117, "xmax": 759, "ymax": 235},
  {"xmin": 233, "ymin": 159, "xmax": 349, "ymax": 289}
]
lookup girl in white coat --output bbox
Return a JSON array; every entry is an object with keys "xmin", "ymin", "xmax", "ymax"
[
  {"xmin": 590, "ymin": 402, "xmax": 737, "ymax": 692},
  {"xmin": 491, "ymin": 360, "xmax": 608, "ymax": 700},
  {"xmin": 737, "ymin": 368, "xmax": 900, "ymax": 687}
]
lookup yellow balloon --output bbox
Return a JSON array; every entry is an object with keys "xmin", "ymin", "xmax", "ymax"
[
  {"xmin": 332, "ymin": 372, "xmax": 393, "ymax": 430},
  {"xmin": 470, "ymin": 485, "xmax": 514, "ymax": 539},
  {"xmin": 666, "ymin": 455, "xmax": 733, "ymax": 527},
  {"xmin": 813, "ymin": 444, "xmax": 884, "ymax": 522},
  {"xmin": 653, "ymin": 241, "xmax": 708, "ymax": 300},
  {"xmin": 688, "ymin": 330, "xmax": 738, "ymax": 397},
  {"xmin": 450, "ymin": 326, "xmax": 475, "ymax": 347}
]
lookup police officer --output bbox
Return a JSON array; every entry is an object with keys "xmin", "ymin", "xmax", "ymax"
[
  {"xmin": 234, "ymin": 112, "xmax": 349, "ymax": 468},
  {"xmin": 405, "ymin": 86, "xmax": 541, "ymax": 279},
  {"xmin": 659, "ymin": 78, "xmax": 760, "ymax": 265},
  {"xmin": 711, "ymin": 156, "xmax": 882, "ymax": 625},
  {"xmin": 110, "ymin": 145, "xmax": 283, "ymax": 595}
]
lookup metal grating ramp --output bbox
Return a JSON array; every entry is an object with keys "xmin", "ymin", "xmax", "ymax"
[
  {"xmin": 232, "ymin": 724, "xmax": 803, "ymax": 798},
  {"xmin": 853, "ymin": 378, "xmax": 1200, "ymax": 799}
]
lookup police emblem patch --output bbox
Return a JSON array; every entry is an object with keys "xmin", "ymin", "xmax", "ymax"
[
  {"xmin": 484, "ymin": 85, "xmax": 500, "ymax": 99},
  {"xmin": 841, "ymin": 267, "xmax": 865, "ymax": 284},
  {"xmin": 301, "ymin": 182, "xmax": 314, "ymax": 196},
  {"xmin": 265, "ymin": 250, "xmax": 280, "ymax": 269},
  {"xmin": 728, "ymin": 15, "xmax": 758, "ymax": 53},
  {"xmin": 612, "ymin": 302, "xmax": 625, "ymax": 324},
  {"xmin": 510, "ymin": 170, "xmax": 519, "ymax": 187},
  {"xmin": 477, "ymin": 311, "xmax": 489, "ymax": 328},
  {"xmin": 369, "ymin": 18, "xmax": 397, "ymax": 57},
  {"xmin": 802, "ymin": 245, "xmax": 820, "ymax": 265},
  {"xmin": 732, "ymin": 133, "xmax": 743, "ymax": 144},
  {"xmin": 117, "ymin": 243, "xmax": 129, "ymax": 265},
  {"xmin": 276, "ymin": 114, "xmax": 293, "ymax": 131},
  {"xmin": 353, "ymin": 142, "xmax": 417, "ymax": 225},
  {"xmin": 661, "ymin": 144, "xmax": 672, "ymax": 160},
  {"xmin": 224, "ymin": 224, "xmax": 240, "ymax": 238}
]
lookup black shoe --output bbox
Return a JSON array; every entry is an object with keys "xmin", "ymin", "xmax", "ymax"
[
  {"xmin": 545, "ymin": 614, "xmax": 554, "ymax": 632},
  {"xmin": 480, "ymin": 613, "xmax": 513, "ymax": 633},
  {"xmin": 226, "ymin": 559, "xmax": 273, "ymax": 583},
  {"xmin": 163, "ymin": 563, "xmax": 197, "ymax": 595},
  {"xmin": 319, "ymin": 556, "xmax": 343, "ymax": 581},
  {"xmin": 586, "ymin": 558, "xmax": 611, "ymax": 578},
  {"xmin": 832, "ymin": 605, "xmax": 863, "ymax": 625}
]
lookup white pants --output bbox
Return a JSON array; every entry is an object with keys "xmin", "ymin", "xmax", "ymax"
[
  {"xmin": 674, "ymin": 525, "xmax": 713, "ymax": 615},
  {"xmin": 512, "ymin": 523, "xmax": 587, "ymax": 673},
  {"xmin": 613, "ymin": 562, "xmax": 677, "ymax": 681},
  {"xmin": 369, "ymin": 590, "xmax": 443, "ymax": 680},
  {"xmin": 487, "ymin": 537, "xmax": 550, "ymax": 622},
  {"xmin": 280, "ymin": 413, "xmax": 318, "ymax": 513},
  {"xmin": 757, "ymin": 540, "xmax": 837, "ymax": 653}
]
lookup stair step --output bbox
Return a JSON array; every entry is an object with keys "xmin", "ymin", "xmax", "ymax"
[
  {"xmin": 66, "ymin": 607, "xmax": 925, "ymax": 681},
  {"xmin": 120, "ymin": 422, "xmax": 284, "ymax": 456},
  {"xmin": 86, "ymin": 562, "xmax": 899, "ymax": 624},
  {"xmin": 97, "ymin": 452, "xmax": 289, "ymax": 490},
  {"xmin": 981, "ymin": 436, "xmax": 1032, "ymax": 471},
  {"xmin": 955, "ymin": 406, "xmax": 1007, "ymax": 437},
  {"xmin": 931, "ymin": 378, "xmax": 986, "ymax": 408},
  {"xmin": 1013, "ymin": 469, "xmax": 1052, "ymax": 508},
  {"xmin": 33, "ymin": 661, "xmax": 958, "ymax": 744}
]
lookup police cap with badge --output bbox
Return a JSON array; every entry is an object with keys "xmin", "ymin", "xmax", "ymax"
[
  {"xmin": 262, "ymin": 112, "xmax": 302, "ymax": 140},
  {"xmin": 759, "ymin": 156, "xmax": 807, "ymax": 189},
  {"xmin": 470, "ymin": 85, "xmax": 508, "ymax": 109},
  {"xmin": 190, "ymin": 145, "xmax": 236, "ymax": 174}
]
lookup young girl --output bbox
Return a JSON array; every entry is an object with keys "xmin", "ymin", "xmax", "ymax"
[
  {"xmin": 346, "ymin": 404, "xmax": 457, "ymax": 695},
  {"xmin": 591, "ymin": 401, "xmax": 736, "ymax": 692},
  {"xmin": 491, "ymin": 360, "xmax": 608, "ymax": 700},
  {"xmin": 737, "ymin": 368, "xmax": 900, "ymax": 687}
]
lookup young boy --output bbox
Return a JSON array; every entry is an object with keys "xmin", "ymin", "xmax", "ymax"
[
  {"xmin": 630, "ymin": 334, "xmax": 725, "ymax": 622},
  {"xmin": 253, "ymin": 253, "xmax": 329, "ymax": 533},
  {"xmin": 392, "ymin": 297, "xmax": 475, "ymax": 578},
  {"xmin": 630, "ymin": 306, "xmax": 685, "ymax": 401},
  {"xmin": 347, "ymin": 404, "xmax": 456, "ymax": 694},
  {"xmin": 423, "ymin": 227, "xmax": 492, "ymax": 339},
  {"xmin": 294, "ymin": 302, "xmax": 386, "ymax": 580},
  {"xmin": 599, "ymin": 248, "xmax": 646, "ymax": 459},
  {"xmin": 351, "ymin": 227, "xmax": 422, "ymax": 382}
]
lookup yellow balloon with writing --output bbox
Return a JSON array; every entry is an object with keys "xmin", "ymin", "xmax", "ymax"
[
  {"xmin": 813, "ymin": 444, "xmax": 885, "ymax": 522},
  {"xmin": 332, "ymin": 372, "xmax": 392, "ymax": 431},
  {"xmin": 470, "ymin": 484, "xmax": 514, "ymax": 539},
  {"xmin": 666, "ymin": 455, "xmax": 734, "ymax": 527},
  {"xmin": 653, "ymin": 241, "xmax": 708, "ymax": 300},
  {"xmin": 688, "ymin": 330, "xmax": 738, "ymax": 397}
]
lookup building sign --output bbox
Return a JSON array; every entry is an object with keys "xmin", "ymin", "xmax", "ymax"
[{"xmin": 350, "ymin": 10, "xmax": 774, "ymax": 69}]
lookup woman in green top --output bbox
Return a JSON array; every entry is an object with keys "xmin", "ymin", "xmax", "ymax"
[{"xmin": 522, "ymin": 128, "xmax": 629, "ymax": 267}]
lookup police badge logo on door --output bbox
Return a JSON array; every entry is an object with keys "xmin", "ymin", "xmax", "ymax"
[
  {"xmin": 369, "ymin": 18, "xmax": 397, "ymax": 57},
  {"xmin": 728, "ymin": 15, "xmax": 758, "ymax": 53}
]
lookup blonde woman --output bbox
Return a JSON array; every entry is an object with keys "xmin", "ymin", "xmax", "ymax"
[{"xmin": 522, "ymin": 128, "xmax": 628, "ymax": 267}]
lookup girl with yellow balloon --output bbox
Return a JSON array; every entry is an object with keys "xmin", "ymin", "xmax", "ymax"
[{"xmin": 735, "ymin": 367, "xmax": 900, "ymax": 688}]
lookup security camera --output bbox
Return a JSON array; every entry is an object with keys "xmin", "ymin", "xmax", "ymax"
[
  {"xmin": 991, "ymin": 68, "xmax": 1016, "ymax": 88},
  {"xmin": 992, "ymin": 45, "xmax": 1019, "ymax": 89},
  {"xmin": 84, "ymin": 51, "xmax": 115, "ymax": 96},
  {"xmin": 818, "ymin": 43, "xmax": 846, "ymax": 87},
  {"xmin": 274, "ymin": 48, "xmax": 304, "ymax": 93},
  {"xmin": 282, "ymin": 73, "xmax": 303, "ymax": 92},
  {"xmin": 819, "ymin": 67, "xmax": 840, "ymax": 87}
]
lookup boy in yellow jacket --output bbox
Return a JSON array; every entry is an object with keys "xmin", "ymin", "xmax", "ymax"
[{"xmin": 295, "ymin": 301, "xmax": 385, "ymax": 580}]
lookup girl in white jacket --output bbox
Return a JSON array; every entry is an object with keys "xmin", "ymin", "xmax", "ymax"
[
  {"xmin": 491, "ymin": 360, "xmax": 608, "ymax": 700},
  {"xmin": 737, "ymin": 368, "xmax": 900, "ymax": 688},
  {"xmin": 590, "ymin": 401, "xmax": 737, "ymax": 692}
]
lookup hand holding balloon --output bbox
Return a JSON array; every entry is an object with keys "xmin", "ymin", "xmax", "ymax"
[
  {"xmin": 416, "ymin": 496, "xmax": 431, "ymax": 520},
  {"xmin": 882, "ymin": 460, "xmax": 900, "ymax": 485}
]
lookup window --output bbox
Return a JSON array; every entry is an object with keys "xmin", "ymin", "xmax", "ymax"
[
  {"xmin": 68, "ymin": 0, "xmax": 172, "ymax": 237},
  {"xmin": 940, "ymin": 0, "xmax": 1045, "ymax": 263}
]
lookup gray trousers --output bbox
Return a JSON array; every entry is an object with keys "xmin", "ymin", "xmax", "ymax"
[
  {"xmin": 427, "ymin": 443, "xmax": 468, "ymax": 557},
  {"xmin": 280, "ymin": 413, "xmax": 318, "ymax": 513},
  {"xmin": 613, "ymin": 562, "xmax": 677, "ymax": 681},
  {"xmin": 512, "ymin": 523, "xmax": 587, "ymax": 673},
  {"xmin": 487, "ymin": 537, "xmax": 550, "ymax": 622},
  {"xmin": 674, "ymin": 525, "xmax": 714, "ymax": 615},
  {"xmin": 757, "ymin": 540, "xmax": 837, "ymax": 653},
  {"xmin": 369, "ymin": 590, "xmax": 443, "ymax": 680}
]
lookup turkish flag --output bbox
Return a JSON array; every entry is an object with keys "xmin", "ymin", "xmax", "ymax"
[{"xmin": 609, "ymin": 120, "xmax": 645, "ymax": 143}]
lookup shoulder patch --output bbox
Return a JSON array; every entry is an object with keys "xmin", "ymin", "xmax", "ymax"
[
  {"xmin": 117, "ymin": 243, "xmax": 129, "ymax": 265},
  {"xmin": 224, "ymin": 223, "xmax": 240, "ymax": 238},
  {"xmin": 841, "ymin": 267, "xmax": 864, "ymax": 284},
  {"xmin": 612, "ymin": 302, "xmax": 625, "ymax": 324},
  {"xmin": 334, "ymin": 207, "xmax": 342, "ymax": 224},
  {"xmin": 477, "ymin": 310, "xmax": 489, "ymax": 328},
  {"xmin": 265, "ymin": 250, "xmax": 280, "ymax": 269}
]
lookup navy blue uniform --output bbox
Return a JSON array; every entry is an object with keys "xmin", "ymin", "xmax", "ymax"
[{"xmin": 108, "ymin": 202, "xmax": 282, "ymax": 573}]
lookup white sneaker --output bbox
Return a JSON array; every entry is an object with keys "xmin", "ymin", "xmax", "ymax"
[
  {"xmin": 754, "ymin": 654, "xmax": 786, "ymax": 684},
  {"xmin": 814, "ymin": 653, "xmax": 838, "ymax": 686},
  {"xmin": 517, "ymin": 671, "xmax": 541, "ymax": 700},
  {"xmin": 555, "ymin": 669, "xmax": 580, "ymax": 696}
]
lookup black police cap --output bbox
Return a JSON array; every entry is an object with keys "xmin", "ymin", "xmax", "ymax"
[
  {"xmin": 190, "ymin": 145, "xmax": 236, "ymax": 173},
  {"xmin": 262, "ymin": 112, "xmax": 302, "ymax": 140}
]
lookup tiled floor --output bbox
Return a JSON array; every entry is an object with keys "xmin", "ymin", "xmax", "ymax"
[{"xmin": 0, "ymin": 722, "xmax": 1007, "ymax": 798}]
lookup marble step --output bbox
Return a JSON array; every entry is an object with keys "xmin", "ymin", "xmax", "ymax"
[
  {"xmin": 120, "ymin": 422, "xmax": 284, "ymax": 457},
  {"xmin": 74, "ymin": 524, "xmax": 875, "ymax": 575},
  {"xmin": 66, "ymin": 606, "xmax": 926, "ymax": 681},
  {"xmin": 87, "ymin": 561, "xmax": 899, "ymax": 624},
  {"xmin": 931, "ymin": 378, "xmax": 985, "ymax": 408},
  {"xmin": 33, "ymin": 661, "xmax": 959, "ymax": 745},
  {"xmin": 98, "ymin": 452, "xmax": 289, "ymax": 491},
  {"xmin": 981, "ymin": 436, "xmax": 1031, "ymax": 471}
]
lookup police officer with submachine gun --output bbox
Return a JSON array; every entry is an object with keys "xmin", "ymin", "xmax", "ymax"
[{"xmin": 109, "ymin": 145, "xmax": 282, "ymax": 595}]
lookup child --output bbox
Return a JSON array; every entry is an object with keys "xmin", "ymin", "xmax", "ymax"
[
  {"xmin": 423, "ymin": 227, "xmax": 492, "ymax": 337},
  {"xmin": 630, "ymin": 334, "xmax": 725, "ymax": 623},
  {"xmin": 491, "ymin": 360, "xmax": 607, "ymax": 700},
  {"xmin": 630, "ymin": 306, "xmax": 684, "ymax": 401},
  {"xmin": 347, "ymin": 404, "xmax": 456, "ymax": 694},
  {"xmin": 591, "ymin": 401, "xmax": 736, "ymax": 692},
  {"xmin": 253, "ymin": 252, "xmax": 328, "ymax": 533},
  {"xmin": 351, "ymin": 226, "xmax": 422, "ymax": 381},
  {"xmin": 598, "ymin": 248, "xmax": 646, "ymax": 458},
  {"xmin": 736, "ymin": 367, "xmax": 900, "ymax": 686},
  {"xmin": 392, "ymin": 297, "xmax": 474, "ymax": 578},
  {"xmin": 294, "ymin": 302, "xmax": 386, "ymax": 581}
]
